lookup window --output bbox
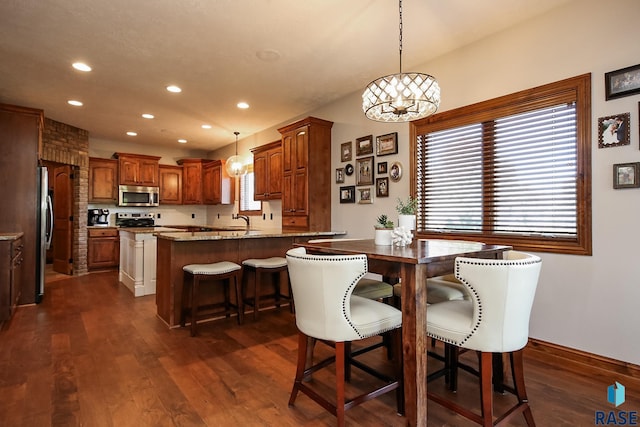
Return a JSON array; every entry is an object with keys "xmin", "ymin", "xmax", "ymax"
[
  {"xmin": 410, "ymin": 74, "xmax": 592, "ymax": 255},
  {"xmin": 239, "ymin": 168, "xmax": 261, "ymax": 214}
]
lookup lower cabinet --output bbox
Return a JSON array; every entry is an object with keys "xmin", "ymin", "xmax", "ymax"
[
  {"xmin": 0, "ymin": 234, "xmax": 23, "ymax": 325},
  {"xmin": 88, "ymin": 228, "xmax": 119, "ymax": 270},
  {"xmin": 118, "ymin": 230, "xmax": 157, "ymax": 297}
]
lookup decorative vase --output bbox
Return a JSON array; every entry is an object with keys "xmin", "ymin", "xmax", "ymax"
[
  {"xmin": 398, "ymin": 214, "xmax": 416, "ymax": 231},
  {"xmin": 374, "ymin": 228, "xmax": 393, "ymax": 245}
]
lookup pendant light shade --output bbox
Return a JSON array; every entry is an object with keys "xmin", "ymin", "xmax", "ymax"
[
  {"xmin": 362, "ymin": 0, "xmax": 440, "ymax": 122},
  {"xmin": 225, "ymin": 131, "xmax": 248, "ymax": 177}
]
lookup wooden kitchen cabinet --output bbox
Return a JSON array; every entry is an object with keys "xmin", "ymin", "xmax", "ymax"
[
  {"xmin": 178, "ymin": 159, "xmax": 233, "ymax": 205},
  {"xmin": 159, "ymin": 165, "xmax": 183, "ymax": 204},
  {"xmin": 0, "ymin": 235, "xmax": 24, "ymax": 325},
  {"xmin": 88, "ymin": 228, "xmax": 119, "ymax": 270},
  {"xmin": 89, "ymin": 157, "xmax": 118, "ymax": 203},
  {"xmin": 278, "ymin": 117, "xmax": 333, "ymax": 231},
  {"xmin": 114, "ymin": 153, "xmax": 160, "ymax": 186},
  {"xmin": 251, "ymin": 140, "xmax": 282, "ymax": 200}
]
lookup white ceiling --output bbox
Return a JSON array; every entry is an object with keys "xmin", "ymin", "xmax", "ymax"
[{"xmin": 0, "ymin": 0, "xmax": 570, "ymax": 151}]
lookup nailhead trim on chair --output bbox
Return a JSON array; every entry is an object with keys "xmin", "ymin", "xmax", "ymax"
[
  {"xmin": 427, "ymin": 256, "xmax": 542, "ymax": 347},
  {"xmin": 287, "ymin": 251, "xmax": 383, "ymax": 339}
]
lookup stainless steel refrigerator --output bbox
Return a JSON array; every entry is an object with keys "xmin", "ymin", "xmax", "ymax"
[{"xmin": 36, "ymin": 166, "xmax": 53, "ymax": 303}]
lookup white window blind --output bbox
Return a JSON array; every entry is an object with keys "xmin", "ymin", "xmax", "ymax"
[
  {"xmin": 417, "ymin": 102, "xmax": 578, "ymax": 238},
  {"xmin": 240, "ymin": 171, "xmax": 261, "ymax": 212}
]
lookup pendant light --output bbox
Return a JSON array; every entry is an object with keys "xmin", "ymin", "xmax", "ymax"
[
  {"xmin": 225, "ymin": 131, "xmax": 248, "ymax": 177},
  {"xmin": 362, "ymin": 0, "xmax": 440, "ymax": 122}
]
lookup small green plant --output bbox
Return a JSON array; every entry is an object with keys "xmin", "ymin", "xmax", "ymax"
[
  {"xmin": 396, "ymin": 196, "xmax": 417, "ymax": 215},
  {"xmin": 375, "ymin": 214, "xmax": 394, "ymax": 229}
]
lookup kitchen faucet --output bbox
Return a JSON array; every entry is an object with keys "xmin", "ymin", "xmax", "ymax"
[{"xmin": 232, "ymin": 213, "xmax": 250, "ymax": 228}]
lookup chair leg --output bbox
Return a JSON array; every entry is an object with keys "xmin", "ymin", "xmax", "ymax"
[
  {"xmin": 253, "ymin": 268, "xmax": 260, "ymax": 320},
  {"xmin": 344, "ymin": 342, "xmax": 352, "ymax": 382},
  {"xmin": 233, "ymin": 273, "xmax": 244, "ymax": 325},
  {"xmin": 289, "ymin": 331, "xmax": 308, "ymax": 406},
  {"xmin": 392, "ymin": 327, "xmax": 404, "ymax": 415},
  {"xmin": 479, "ymin": 352, "xmax": 494, "ymax": 427},
  {"xmin": 190, "ymin": 275, "xmax": 200, "ymax": 337},
  {"xmin": 511, "ymin": 350, "xmax": 535, "ymax": 427},
  {"xmin": 335, "ymin": 341, "xmax": 346, "ymax": 427}
]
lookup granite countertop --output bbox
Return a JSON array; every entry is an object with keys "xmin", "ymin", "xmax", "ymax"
[
  {"xmin": 156, "ymin": 229, "xmax": 346, "ymax": 241},
  {"xmin": 0, "ymin": 232, "xmax": 24, "ymax": 241}
]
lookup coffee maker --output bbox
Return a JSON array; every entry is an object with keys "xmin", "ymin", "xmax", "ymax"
[{"xmin": 88, "ymin": 208, "xmax": 110, "ymax": 226}]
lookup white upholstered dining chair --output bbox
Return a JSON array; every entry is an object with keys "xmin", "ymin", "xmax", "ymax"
[
  {"xmin": 285, "ymin": 247, "xmax": 403, "ymax": 426},
  {"xmin": 426, "ymin": 250, "xmax": 542, "ymax": 427}
]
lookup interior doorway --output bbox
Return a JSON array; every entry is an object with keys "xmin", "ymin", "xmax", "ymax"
[{"xmin": 42, "ymin": 160, "xmax": 75, "ymax": 279}]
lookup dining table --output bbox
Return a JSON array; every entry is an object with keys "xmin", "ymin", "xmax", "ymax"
[{"xmin": 295, "ymin": 238, "xmax": 512, "ymax": 427}]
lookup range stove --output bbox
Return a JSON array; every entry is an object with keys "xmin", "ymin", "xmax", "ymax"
[{"xmin": 115, "ymin": 212, "xmax": 155, "ymax": 228}]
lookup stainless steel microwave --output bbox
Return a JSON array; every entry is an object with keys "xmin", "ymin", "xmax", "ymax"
[{"xmin": 118, "ymin": 185, "xmax": 159, "ymax": 207}]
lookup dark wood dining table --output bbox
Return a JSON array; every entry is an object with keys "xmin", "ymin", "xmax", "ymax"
[{"xmin": 296, "ymin": 238, "xmax": 511, "ymax": 427}]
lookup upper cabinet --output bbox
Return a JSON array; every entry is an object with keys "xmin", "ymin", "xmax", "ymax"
[
  {"xmin": 177, "ymin": 158, "xmax": 233, "ymax": 205},
  {"xmin": 158, "ymin": 165, "xmax": 183, "ymax": 205},
  {"xmin": 278, "ymin": 117, "xmax": 333, "ymax": 231},
  {"xmin": 114, "ymin": 153, "xmax": 160, "ymax": 186},
  {"xmin": 89, "ymin": 157, "xmax": 118, "ymax": 203},
  {"xmin": 251, "ymin": 140, "xmax": 282, "ymax": 201}
]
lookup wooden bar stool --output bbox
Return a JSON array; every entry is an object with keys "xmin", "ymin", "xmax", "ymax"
[
  {"xmin": 181, "ymin": 261, "xmax": 244, "ymax": 336},
  {"xmin": 241, "ymin": 257, "xmax": 293, "ymax": 320}
]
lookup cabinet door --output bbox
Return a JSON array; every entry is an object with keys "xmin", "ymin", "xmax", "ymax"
[
  {"xmin": 138, "ymin": 158, "xmax": 159, "ymax": 186},
  {"xmin": 267, "ymin": 149, "xmax": 282, "ymax": 198},
  {"xmin": 253, "ymin": 150, "xmax": 268, "ymax": 200},
  {"xmin": 181, "ymin": 161, "xmax": 202, "ymax": 204},
  {"xmin": 88, "ymin": 237, "xmax": 119, "ymax": 269},
  {"xmin": 202, "ymin": 162, "xmax": 220, "ymax": 204},
  {"xmin": 89, "ymin": 158, "xmax": 118, "ymax": 202},
  {"xmin": 159, "ymin": 166, "xmax": 182, "ymax": 204},
  {"xmin": 119, "ymin": 157, "xmax": 139, "ymax": 185}
]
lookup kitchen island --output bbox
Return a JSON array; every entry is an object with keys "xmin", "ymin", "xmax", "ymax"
[{"xmin": 155, "ymin": 229, "xmax": 345, "ymax": 327}]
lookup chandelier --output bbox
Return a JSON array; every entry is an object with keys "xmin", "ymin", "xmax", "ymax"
[
  {"xmin": 362, "ymin": 0, "xmax": 440, "ymax": 122},
  {"xmin": 225, "ymin": 131, "xmax": 248, "ymax": 177}
]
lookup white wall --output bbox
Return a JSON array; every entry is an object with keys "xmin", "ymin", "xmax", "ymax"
[{"xmin": 228, "ymin": 0, "xmax": 640, "ymax": 365}]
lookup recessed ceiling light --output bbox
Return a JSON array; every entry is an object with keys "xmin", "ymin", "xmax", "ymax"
[
  {"xmin": 72, "ymin": 62, "xmax": 92, "ymax": 72},
  {"xmin": 201, "ymin": 124, "xmax": 212, "ymax": 129},
  {"xmin": 166, "ymin": 85, "xmax": 182, "ymax": 93},
  {"xmin": 67, "ymin": 100, "xmax": 83, "ymax": 106},
  {"xmin": 256, "ymin": 49, "xmax": 281, "ymax": 62},
  {"xmin": 178, "ymin": 139, "xmax": 187, "ymax": 144},
  {"xmin": 237, "ymin": 102, "xmax": 249, "ymax": 109},
  {"xmin": 141, "ymin": 113, "xmax": 154, "ymax": 119},
  {"xmin": 126, "ymin": 131, "xmax": 137, "ymax": 136}
]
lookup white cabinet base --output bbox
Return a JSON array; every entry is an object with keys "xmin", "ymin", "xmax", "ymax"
[{"xmin": 119, "ymin": 230, "xmax": 157, "ymax": 297}]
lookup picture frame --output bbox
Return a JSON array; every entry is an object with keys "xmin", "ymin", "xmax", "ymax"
[
  {"xmin": 356, "ymin": 156, "xmax": 374, "ymax": 186},
  {"xmin": 356, "ymin": 135, "xmax": 374, "ymax": 156},
  {"xmin": 377, "ymin": 161, "xmax": 388, "ymax": 174},
  {"xmin": 376, "ymin": 132, "xmax": 398, "ymax": 156},
  {"xmin": 376, "ymin": 177, "xmax": 389, "ymax": 198},
  {"xmin": 389, "ymin": 161, "xmax": 403, "ymax": 182},
  {"xmin": 598, "ymin": 113, "xmax": 630, "ymax": 148},
  {"xmin": 335, "ymin": 168, "xmax": 345, "ymax": 183},
  {"xmin": 613, "ymin": 162, "xmax": 640, "ymax": 189},
  {"xmin": 605, "ymin": 64, "xmax": 640, "ymax": 100},
  {"xmin": 339, "ymin": 185, "xmax": 356, "ymax": 203},
  {"xmin": 358, "ymin": 187, "xmax": 373, "ymax": 204},
  {"xmin": 340, "ymin": 141, "xmax": 352, "ymax": 162}
]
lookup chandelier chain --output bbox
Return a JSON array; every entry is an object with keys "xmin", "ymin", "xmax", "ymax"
[{"xmin": 398, "ymin": 0, "xmax": 403, "ymax": 73}]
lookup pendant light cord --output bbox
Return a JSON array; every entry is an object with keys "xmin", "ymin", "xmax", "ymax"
[
  {"xmin": 234, "ymin": 131, "xmax": 240, "ymax": 156},
  {"xmin": 398, "ymin": 0, "xmax": 403, "ymax": 74}
]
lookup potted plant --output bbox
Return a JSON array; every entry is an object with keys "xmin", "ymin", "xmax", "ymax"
[
  {"xmin": 396, "ymin": 196, "xmax": 417, "ymax": 231},
  {"xmin": 374, "ymin": 214, "xmax": 394, "ymax": 245}
]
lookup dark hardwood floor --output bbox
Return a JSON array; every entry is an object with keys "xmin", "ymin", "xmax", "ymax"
[{"xmin": 1, "ymin": 271, "xmax": 638, "ymax": 426}]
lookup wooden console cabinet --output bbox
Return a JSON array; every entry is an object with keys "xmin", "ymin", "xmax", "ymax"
[
  {"xmin": 89, "ymin": 157, "xmax": 118, "ymax": 203},
  {"xmin": 114, "ymin": 153, "xmax": 160, "ymax": 186},
  {"xmin": 251, "ymin": 140, "xmax": 282, "ymax": 201},
  {"xmin": 88, "ymin": 228, "xmax": 119, "ymax": 270},
  {"xmin": 278, "ymin": 117, "xmax": 333, "ymax": 231}
]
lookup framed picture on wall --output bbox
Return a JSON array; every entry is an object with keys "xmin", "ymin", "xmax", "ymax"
[
  {"xmin": 358, "ymin": 187, "xmax": 373, "ymax": 204},
  {"xmin": 598, "ymin": 113, "xmax": 630, "ymax": 148},
  {"xmin": 613, "ymin": 162, "xmax": 640, "ymax": 189},
  {"xmin": 335, "ymin": 168, "xmax": 345, "ymax": 183},
  {"xmin": 376, "ymin": 132, "xmax": 398, "ymax": 156},
  {"xmin": 376, "ymin": 177, "xmax": 389, "ymax": 197},
  {"xmin": 339, "ymin": 185, "xmax": 355, "ymax": 203},
  {"xmin": 355, "ymin": 135, "xmax": 374, "ymax": 156},
  {"xmin": 340, "ymin": 141, "xmax": 352, "ymax": 162},
  {"xmin": 356, "ymin": 156, "xmax": 374, "ymax": 186},
  {"xmin": 605, "ymin": 64, "xmax": 640, "ymax": 100}
]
